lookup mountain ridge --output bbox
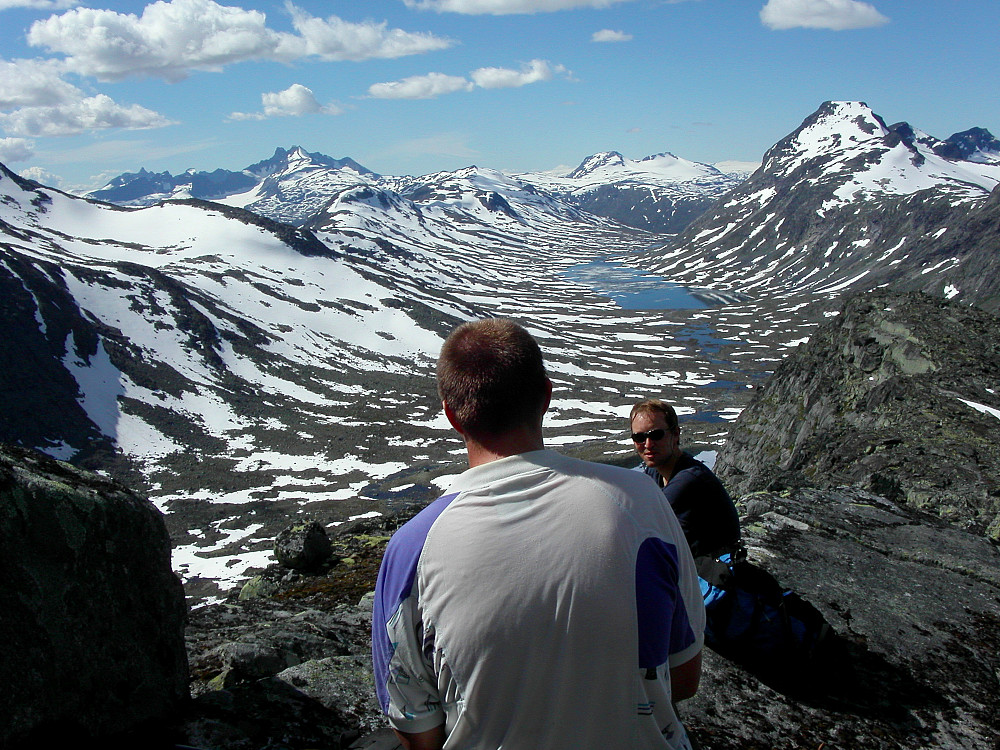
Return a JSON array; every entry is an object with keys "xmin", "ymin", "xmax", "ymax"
[
  {"xmin": 4, "ymin": 99, "xmax": 999, "ymax": 600},
  {"xmin": 633, "ymin": 100, "xmax": 1000, "ymax": 312}
]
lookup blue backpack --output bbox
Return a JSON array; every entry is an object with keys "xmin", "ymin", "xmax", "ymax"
[{"xmin": 698, "ymin": 548, "xmax": 839, "ymax": 689}]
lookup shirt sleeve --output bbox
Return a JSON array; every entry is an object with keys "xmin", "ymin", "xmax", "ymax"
[{"xmin": 372, "ymin": 494, "xmax": 456, "ymax": 733}]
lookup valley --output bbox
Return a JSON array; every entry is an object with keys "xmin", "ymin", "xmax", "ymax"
[{"xmin": 2, "ymin": 100, "xmax": 998, "ymax": 603}]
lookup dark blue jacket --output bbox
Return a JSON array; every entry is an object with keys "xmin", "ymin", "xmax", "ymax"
[{"xmin": 642, "ymin": 453, "xmax": 741, "ymax": 559}]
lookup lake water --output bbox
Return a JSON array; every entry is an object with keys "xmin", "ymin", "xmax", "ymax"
[{"xmin": 563, "ymin": 259, "xmax": 708, "ymax": 310}]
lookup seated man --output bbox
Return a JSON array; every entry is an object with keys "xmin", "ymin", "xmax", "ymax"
[
  {"xmin": 372, "ymin": 320, "xmax": 705, "ymax": 750},
  {"xmin": 630, "ymin": 399, "xmax": 741, "ymax": 561}
]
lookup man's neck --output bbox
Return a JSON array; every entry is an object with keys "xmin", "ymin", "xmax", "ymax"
[
  {"xmin": 655, "ymin": 452, "xmax": 682, "ymax": 483},
  {"xmin": 464, "ymin": 426, "xmax": 545, "ymax": 468}
]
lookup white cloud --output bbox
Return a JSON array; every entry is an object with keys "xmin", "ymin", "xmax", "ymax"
[
  {"xmin": 0, "ymin": 58, "xmax": 80, "ymax": 109},
  {"xmin": 0, "ymin": 137, "xmax": 35, "ymax": 162},
  {"xmin": 230, "ymin": 83, "xmax": 341, "ymax": 120},
  {"xmin": 403, "ymin": 0, "xmax": 630, "ymax": 13},
  {"xmin": 368, "ymin": 72, "xmax": 474, "ymax": 100},
  {"xmin": 470, "ymin": 59, "xmax": 567, "ymax": 89},
  {"xmin": 760, "ymin": 0, "xmax": 889, "ymax": 30},
  {"xmin": 0, "ymin": 0, "xmax": 77, "ymax": 9},
  {"xmin": 27, "ymin": 0, "xmax": 288, "ymax": 82},
  {"xmin": 25, "ymin": 0, "xmax": 454, "ymax": 82},
  {"xmin": 17, "ymin": 165, "xmax": 61, "ymax": 186},
  {"xmin": 287, "ymin": 2, "xmax": 454, "ymax": 61},
  {"xmin": 592, "ymin": 29, "xmax": 632, "ymax": 42},
  {"xmin": 0, "ymin": 94, "xmax": 173, "ymax": 136},
  {"xmin": 369, "ymin": 60, "xmax": 568, "ymax": 100}
]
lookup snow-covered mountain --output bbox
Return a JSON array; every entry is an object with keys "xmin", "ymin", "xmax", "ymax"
[
  {"xmin": 87, "ymin": 146, "xmax": 376, "ymax": 214},
  {"xmin": 515, "ymin": 151, "xmax": 748, "ymax": 234},
  {"xmin": 5, "ymin": 159, "xmax": 776, "ymax": 602},
  {"xmin": 7, "ymin": 99, "xmax": 1000, "ymax": 601},
  {"xmin": 635, "ymin": 101, "xmax": 1000, "ymax": 312},
  {"xmin": 89, "ymin": 145, "xmax": 748, "ymax": 236}
]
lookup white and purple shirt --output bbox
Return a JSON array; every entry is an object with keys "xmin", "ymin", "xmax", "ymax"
[{"xmin": 372, "ymin": 450, "xmax": 705, "ymax": 749}]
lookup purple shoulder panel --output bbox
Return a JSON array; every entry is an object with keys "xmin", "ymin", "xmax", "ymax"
[{"xmin": 372, "ymin": 492, "xmax": 458, "ymax": 711}]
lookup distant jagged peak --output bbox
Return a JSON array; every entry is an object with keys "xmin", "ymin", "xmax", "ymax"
[
  {"xmin": 244, "ymin": 146, "xmax": 376, "ymax": 179},
  {"xmin": 936, "ymin": 127, "xmax": 1000, "ymax": 162}
]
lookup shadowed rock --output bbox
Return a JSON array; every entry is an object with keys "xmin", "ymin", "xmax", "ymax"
[{"xmin": 0, "ymin": 444, "xmax": 188, "ymax": 746}]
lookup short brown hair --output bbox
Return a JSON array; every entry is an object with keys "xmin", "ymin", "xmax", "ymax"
[
  {"xmin": 437, "ymin": 318, "xmax": 548, "ymax": 437},
  {"xmin": 629, "ymin": 399, "xmax": 679, "ymax": 433}
]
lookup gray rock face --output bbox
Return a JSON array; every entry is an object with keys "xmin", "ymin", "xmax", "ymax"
[
  {"xmin": 682, "ymin": 484, "xmax": 1000, "ymax": 749},
  {"xmin": 716, "ymin": 291, "xmax": 1000, "ymax": 539},
  {"xmin": 0, "ymin": 444, "xmax": 188, "ymax": 745}
]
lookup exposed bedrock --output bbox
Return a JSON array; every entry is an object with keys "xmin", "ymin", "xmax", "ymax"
[{"xmin": 0, "ymin": 444, "xmax": 189, "ymax": 747}]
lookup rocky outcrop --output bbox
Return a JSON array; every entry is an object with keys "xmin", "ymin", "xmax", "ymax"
[
  {"xmin": 175, "ymin": 514, "xmax": 399, "ymax": 749},
  {"xmin": 178, "ymin": 481, "xmax": 1000, "ymax": 749},
  {"xmin": 716, "ymin": 291, "xmax": 1000, "ymax": 539},
  {"xmin": 0, "ymin": 444, "xmax": 188, "ymax": 746},
  {"xmin": 682, "ymin": 483, "xmax": 1000, "ymax": 748},
  {"xmin": 273, "ymin": 518, "xmax": 333, "ymax": 572}
]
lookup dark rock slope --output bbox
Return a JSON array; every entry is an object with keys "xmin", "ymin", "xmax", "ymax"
[
  {"xmin": 716, "ymin": 290, "xmax": 1000, "ymax": 540},
  {"xmin": 0, "ymin": 444, "xmax": 188, "ymax": 747},
  {"xmin": 682, "ymin": 483, "xmax": 1000, "ymax": 749}
]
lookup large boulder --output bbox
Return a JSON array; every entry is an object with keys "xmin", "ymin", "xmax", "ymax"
[
  {"xmin": 0, "ymin": 444, "xmax": 189, "ymax": 745},
  {"xmin": 681, "ymin": 485, "xmax": 1000, "ymax": 749},
  {"xmin": 716, "ymin": 291, "xmax": 1000, "ymax": 538}
]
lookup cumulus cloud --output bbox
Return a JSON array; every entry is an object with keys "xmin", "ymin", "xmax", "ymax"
[
  {"xmin": 0, "ymin": 94, "xmax": 173, "ymax": 137},
  {"xmin": 470, "ymin": 59, "xmax": 566, "ymax": 89},
  {"xmin": 287, "ymin": 3, "xmax": 454, "ymax": 61},
  {"xmin": 0, "ymin": 58, "xmax": 80, "ymax": 109},
  {"xmin": 368, "ymin": 73, "xmax": 474, "ymax": 100},
  {"xmin": 368, "ymin": 59, "xmax": 569, "ymax": 100},
  {"xmin": 27, "ymin": 0, "xmax": 287, "ymax": 82},
  {"xmin": 0, "ymin": 0, "xmax": 77, "ymax": 10},
  {"xmin": 591, "ymin": 29, "xmax": 632, "ymax": 42},
  {"xmin": 0, "ymin": 58, "xmax": 173, "ymax": 137},
  {"xmin": 229, "ymin": 83, "xmax": 341, "ymax": 120},
  {"xmin": 403, "ymin": 0, "xmax": 629, "ymax": 13},
  {"xmin": 760, "ymin": 0, "xmax": 889, "ymax": 30},
  {"xmin": 17, "ymin": 166, "xmax": 61, "ymax": 186},
  {"xmin": 26, "ymin": 0, "xmax": 454, "ymax": 82},
  {"xmin": 0, "ymin": 137, "xmax": 35, "ymax": 162}
]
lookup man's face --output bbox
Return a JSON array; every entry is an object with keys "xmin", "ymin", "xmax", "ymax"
[{"xmin": 631, "ymin": 410, "xmax": 680, "ymax": 469}]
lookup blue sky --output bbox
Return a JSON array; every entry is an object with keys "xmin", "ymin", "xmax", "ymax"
[{"xmin": 1, "ymin": 0, "xmax": 997, "ymax": 192}]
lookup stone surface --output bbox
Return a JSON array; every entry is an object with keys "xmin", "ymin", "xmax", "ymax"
[
  {"xmin": 175, "ymin": 514, "xmax": 398, "ymax": 748},
  {"xmin": 680, "ymin": 485, "xmax": 1000, "ymax": 749},
  {"xmin": 716, "ymin": 291, "xmax": 1000, "ymax": 539},
  {"xmin": 0, "ymin": 444, "xmax": 188, "ymax": 746},
  {"xmin": 274, "ymin": 518, "xmax": 333, "ymax": 572}
]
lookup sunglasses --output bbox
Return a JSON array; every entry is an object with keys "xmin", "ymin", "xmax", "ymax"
[{"xmin": 631, "ymin": 428, "xmax": 666, "ymax": 443}]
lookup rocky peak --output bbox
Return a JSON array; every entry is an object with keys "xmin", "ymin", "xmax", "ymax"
[
  {"xmin": 762, "ymin": 100, "xmax": 891, "ymax": 175},
  {"xmin": 935, "ymin": 126, "xmax": 1000, "ymax": 161},
  {"xmin": 244, "ymin": 146, "xmax": 376, "ymax": 180},
  {"xmin": 567, "ymin": 151, "xmax": 626, "ymax": 178}
]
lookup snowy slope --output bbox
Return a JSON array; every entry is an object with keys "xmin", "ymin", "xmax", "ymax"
[
  {"xmin": 515, "ymin": 151, "xmax": 745, "ymax": 234},
  {"xmin": 4, "ymin": 163, "xmax": 777, "ymax": 602},
  {"xmin": 634, "ymin": 101, "xmax": 1000, "ymax": 310}
]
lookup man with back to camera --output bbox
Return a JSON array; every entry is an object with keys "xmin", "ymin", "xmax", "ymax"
[
  {"xmin": 372, "ymin": 319, "xmax": 705, "ymax": 750},
  {"xmin": 630, "ymin": 399, "xmax": 742, "ymax": 562}
]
